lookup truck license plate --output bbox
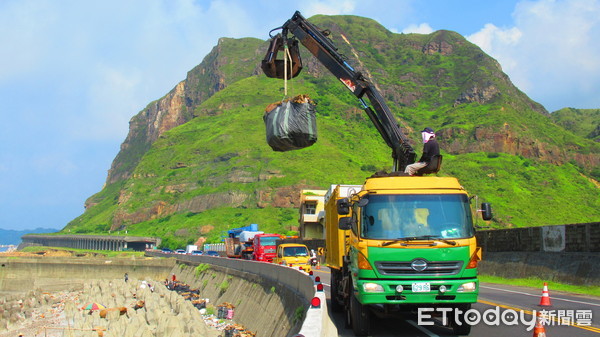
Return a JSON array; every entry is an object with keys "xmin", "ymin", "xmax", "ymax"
[{"xmin": 412, "ymin": 282, "xmax": 431, "ymax": 292}]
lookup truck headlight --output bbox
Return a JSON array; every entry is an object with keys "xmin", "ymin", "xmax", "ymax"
[
  {"xmin": 363, "ymin": 283, "xmax": 384, "ymax": 293},
  {"xmin": 457, "ymin": 282, "xmax": 477, "ymax": 292}
]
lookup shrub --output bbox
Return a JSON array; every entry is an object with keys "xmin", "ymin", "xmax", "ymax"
[{"xmin": 195, "ymin": 264, "xmax": 210, "ymax": 276}]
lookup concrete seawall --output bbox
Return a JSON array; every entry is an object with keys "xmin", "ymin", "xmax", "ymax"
[
  {"xmin": 0, "ymin": 256, "xmax": 175, "ymax": 294},
  {"xmin": 153, "ymin": 252, "xmax": 337, "ymax": 337}
]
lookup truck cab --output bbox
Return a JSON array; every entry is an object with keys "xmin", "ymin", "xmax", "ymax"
[
  {"xmin": 252, "ymin": 233, "xmax": 280, "ymax": 262},
  {"xmin": 273, "ymin": 243, "xmax": 312, "ymax": 273}
]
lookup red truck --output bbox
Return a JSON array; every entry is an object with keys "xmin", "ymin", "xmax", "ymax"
[
  {"xmin": 224, "ymin": 230, "xmax": 280, "ymax": 262},
  {"xmin": 251, "ymin": 233, "xmax": 280, "ymax": 262}
]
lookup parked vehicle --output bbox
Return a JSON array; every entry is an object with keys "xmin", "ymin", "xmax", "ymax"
[
  {"xmin": 223, "ymin": 224, "xmax": 279, "ymax": 262},
  {"xmin": 186, "ymin": 245, "xmax": 198, "ymax": 254},
  {"xmin": 190, "ymin": 250, "xmax": 203, "ymax": 255},
  {"xmin": 251, "ymin": 233, "xmax": 280, "ymax": 262},
  {"xmin": 205, "ymin": 251, "xmax": 220, "ymax": 257},
  {"xmin": 224, "ymin": 224, "xmax": 260, "ymax": 259},
  {"xmin": 272, "ymin": 243, "xmax": 312, "ymax": 273},
  {"xmin": 161, "ymin": 248, "xmax": 174, "ymax": 254}
]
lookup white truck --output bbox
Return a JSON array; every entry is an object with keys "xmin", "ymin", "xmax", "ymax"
[{"xmin": 185, "ymin": 245, "xmax": 198, "ymax": 254}]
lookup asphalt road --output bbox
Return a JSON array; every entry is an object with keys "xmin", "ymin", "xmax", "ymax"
[{"xmin": 312, "ymin": 267, "xmax": 600, "ymax": 337}]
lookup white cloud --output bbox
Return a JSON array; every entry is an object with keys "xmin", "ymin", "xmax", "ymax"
[
  {"xmin": 400, "ymin": 23, "xmax": 434, "ymax": 34},
  {"xmin": 467, "ymin": 0, "xmax": 600, "ymax": 111},
  {"xmin": 468, "ymin": 23, "xmax": 522, "ymax": 55},
  {"xmin": 301, "ymin": 0, "xmax": 358, "ymax": 16}
]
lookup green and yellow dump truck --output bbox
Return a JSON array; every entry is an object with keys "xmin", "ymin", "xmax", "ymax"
[{"xmin": 325, "ymin": 179, "xmax": 491, "ymax": 336}]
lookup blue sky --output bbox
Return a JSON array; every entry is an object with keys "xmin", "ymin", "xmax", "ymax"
[{"xmin": 1, "ymin": 0, "xmax": 599, "ymax": 231}]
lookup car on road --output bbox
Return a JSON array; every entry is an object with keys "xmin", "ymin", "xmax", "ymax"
[
  {"xmin": 161, "ymin": 248, "xmax": 174, "ymax": 254},
  {"xmin": 175, "ymin": 249, "xmax": 186, "ymax": 254},
  {"xmin": 190, "ymin": 250, "xmax": 203, "ymax": 255},
  {"xmin": 204, "ymin": 251, "xmax": 220, "ymax": 257},
  {"xmin": 272, "ymin": 243, "xmax": 312, "ymax": 273}
]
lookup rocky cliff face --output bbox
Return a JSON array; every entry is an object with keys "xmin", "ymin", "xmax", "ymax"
[{"xmin": 104, "ymin": 38, "xmax": 260, "ymax": 186}]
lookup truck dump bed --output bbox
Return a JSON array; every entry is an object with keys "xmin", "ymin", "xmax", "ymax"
[{"xmin": 324, "ymin": 184, "xmax": 362, "ymax": 270}]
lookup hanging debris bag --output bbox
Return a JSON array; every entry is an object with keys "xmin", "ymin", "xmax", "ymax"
[{"xmin": 264, "ymin": 94, "xmax": 317, "ymax": 151}]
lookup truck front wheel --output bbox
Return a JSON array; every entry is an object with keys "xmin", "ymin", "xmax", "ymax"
[
  {"xmin": 350, "ymin": 293, "xmax": 371, "ymax": 336},
  {"xmin": 451, "ymin": 304, "xmax": 472, "ymax": 335}
]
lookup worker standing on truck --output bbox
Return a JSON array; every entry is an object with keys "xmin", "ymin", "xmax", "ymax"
[{"xmin": 405, "ymin": 127, "xmax": 439, "ymax": 176}]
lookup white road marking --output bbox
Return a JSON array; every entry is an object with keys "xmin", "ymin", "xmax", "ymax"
[{"xmin": 480, "ymin": 285, "xmax": 600, "ymax": 307}]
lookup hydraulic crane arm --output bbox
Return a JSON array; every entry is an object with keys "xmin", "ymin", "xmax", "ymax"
[{"xmin": 262, "ymin": 11, "xmax": 417, "ymax": 172}]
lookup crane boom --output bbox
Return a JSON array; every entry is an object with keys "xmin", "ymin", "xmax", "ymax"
[{"xmin": 262, "ymin": 11, "xmax": 418, "ymax": 172}]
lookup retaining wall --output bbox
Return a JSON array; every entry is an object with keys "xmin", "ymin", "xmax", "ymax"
[
  {"xmin": 150, "ymin": 251, "xmax": 337, "ymax": 337},
  {"xmin": 476, "ymin": 222, "xmax": 600, "ymax": 286},
  {"xmin": 0, "ymin": 256, "xmax": 175, "ymax": 294},
  {"xmin": 0, "ymin": 254, "xmax": 335, "ymax": 337},
  {"xmin": 168, "ymin": 256, "xmax": 308, "ymax": 337},
  {"xmin": 476, "ymin": 222, "xmax": 600, "ymax": 252}
]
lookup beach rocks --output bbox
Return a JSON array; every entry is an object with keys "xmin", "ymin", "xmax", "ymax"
[{"xmin": 0, "ymin": 279, "xmax": 221, "ymax": 337}]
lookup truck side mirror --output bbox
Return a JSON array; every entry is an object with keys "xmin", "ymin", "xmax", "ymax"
[
  {"xmin": 339, "ymin": 217, "xmax": 354, "ymax": 230},
  {"xmin": 481, "ymin": 203, "xmax": 493, "ymax": 221},
  {"xmin": 337, "ymin": 198, "xmax": 350, "ymax": 215},
  {"xmin": 357, "ymin": 198, "xmax": 369, "ymax": 207}
]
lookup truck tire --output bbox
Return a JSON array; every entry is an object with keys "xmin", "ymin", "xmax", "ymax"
[
  {"xmin": 329, "ymin": 270, "xmax": 343, "ymax": 313},
  {"xmin": 451, "ymin": 304, "xmax": 472, "ymax": 335},
  {"xmin": 350, "ymin": 293, "xmax": 371, "ymax": 336}
]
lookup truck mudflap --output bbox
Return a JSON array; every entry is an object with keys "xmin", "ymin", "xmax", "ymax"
[{"xmin": 355, "ymin": 278, "xmax": 479, "ymax": 305}]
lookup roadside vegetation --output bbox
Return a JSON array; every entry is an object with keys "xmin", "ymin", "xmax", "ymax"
[
  {"xmin": 479, "ymin": 275, "xmax": 600, "ymax": 297},
  {"xmin": 19, "ymin": 246, "xmax": 145, "ymax": 258}
]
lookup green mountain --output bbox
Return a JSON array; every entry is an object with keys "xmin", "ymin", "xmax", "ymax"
[
  {"xmin": 551, "ymin": 108, "xmax": 600, "ymax": 141},
  {"xmin": 64, "ymin": 14, "xmax": 600, "ymax": 248}
]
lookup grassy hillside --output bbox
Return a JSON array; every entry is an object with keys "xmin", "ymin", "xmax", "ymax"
[{"xmin": 64, "ymin": 14, "xmax": 599, "ymax": 248}]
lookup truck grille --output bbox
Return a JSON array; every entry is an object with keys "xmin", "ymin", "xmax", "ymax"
[{"xmin": 375, "ymin": 260, "xmax": 463, "ymax": 276}]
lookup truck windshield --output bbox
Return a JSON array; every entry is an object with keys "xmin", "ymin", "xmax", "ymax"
[
  {"xmin": 283, "ymin": 246, "xmax": 308, "ymax": 257},
  {"xmin": 259, "ymin": 236, "xmax": 278, "ymax": 246},
  {"xmin": 360, "ymin": 194, "xmax": 474, "ymax": 240}
]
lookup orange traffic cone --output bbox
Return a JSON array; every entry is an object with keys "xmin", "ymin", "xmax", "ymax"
[
  {"xmin": 539, "ymin": 282, "xmax": 552, "ymax": 307},
  {"xmin": 533, "ymin": 312, "xmax": 547, "ymax": 337}
]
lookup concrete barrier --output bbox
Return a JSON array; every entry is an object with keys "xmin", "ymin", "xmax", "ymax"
[
  {"xmin": 476, "ymin": 222, "xmax": 600, "ymax": 252},
  {"xmin": 479, "ymin": 251, "xmax": 600, "ymax": 286},
  {"xmin": 0, "ymin": 256, "xmax": 175, "ymax": 293},
  {"xmin": 476, "ymin": 223, "xmax": 600, "ymax": 286},
  {"xmin": 149, "ymin": 251, "xmax": 337, "ymax": 337}
]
